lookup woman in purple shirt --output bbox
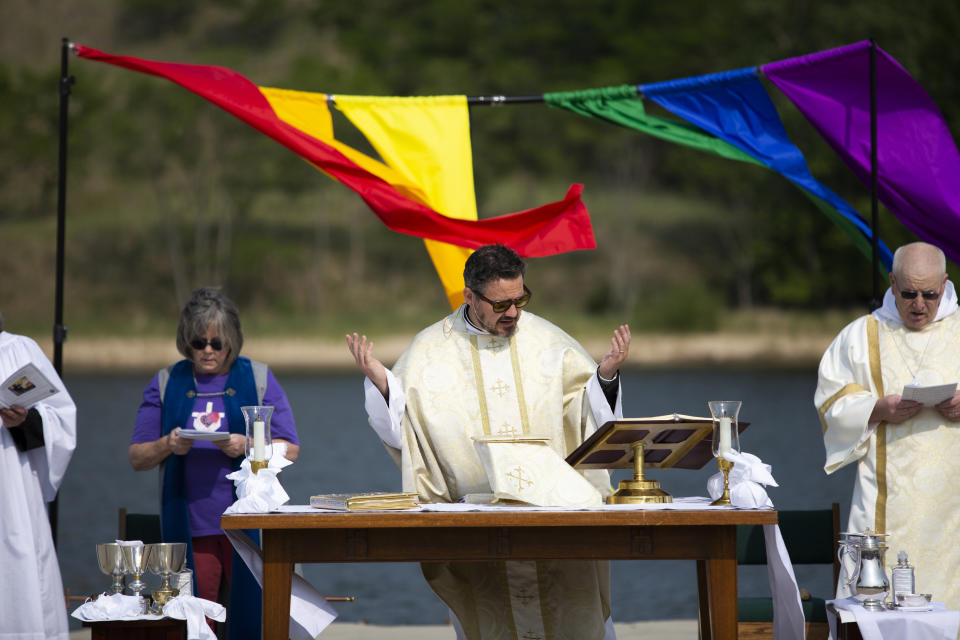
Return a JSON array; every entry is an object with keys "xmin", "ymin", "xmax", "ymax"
[{"xmin": 129, "ymin": 287, "xmax": 299, "ymax": 634}]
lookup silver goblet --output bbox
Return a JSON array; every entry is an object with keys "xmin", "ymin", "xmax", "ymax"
[
  {"xmin": 96, "ymin": 543, "xmax": 125, "ymax": 594},
  {"xmin": 121, "ymin": 543, "xmax": 153, "ymax": 610},
  {"xmin": 147, "ymin": 542, "xmax": 187, "ymax": 608}
]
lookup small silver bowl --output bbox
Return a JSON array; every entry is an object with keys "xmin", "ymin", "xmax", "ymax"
[{"xmin": 896, "ymin": 593, "xmax": 932, "ymax": 607}]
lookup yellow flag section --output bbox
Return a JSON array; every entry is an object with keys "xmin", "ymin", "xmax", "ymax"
[
  {"xmin": 334, "ymin": 95, "xmax": 477, "ymax": 309},
  {"xmin": 261, "ymin": 90, "xmax": 476, "ymax": 308},
  {"xmin": 259, "ymin": 87, "xmax": 430, "ymax": 207}
]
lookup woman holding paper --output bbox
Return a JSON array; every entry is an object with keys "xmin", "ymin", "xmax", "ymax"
[
  {"xmin": 0, "ymin": 312, "xmax": 76, "ymax": 640},
  {"xmin": 128, "ymin": 288, "xmax": 300, "ymax": 633}
]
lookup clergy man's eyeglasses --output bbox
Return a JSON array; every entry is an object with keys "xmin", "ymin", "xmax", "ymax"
[
  {"xmin": 898, "ymin": 289, "xmax": 940, "ymax": 301},
  {"xmin": 190, "ymin": 338, "xmax": 224, "ymax": 351},
  {"xmin": 472, "ymin": 285, "xmax": 532, "ymax": 313}
]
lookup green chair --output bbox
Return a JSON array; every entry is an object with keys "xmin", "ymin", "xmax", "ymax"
[
  {"xmin": 117, "ymin": 507, "xmax": 162, "ymax": 543},
  {"xmin": 736, "ymin": 503, "xmax": 840, "ymax": 640}
]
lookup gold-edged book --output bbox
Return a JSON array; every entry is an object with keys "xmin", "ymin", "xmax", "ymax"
[{"xmin": 309, "ymin": 492, "xmax": 420, "ymax": 511}]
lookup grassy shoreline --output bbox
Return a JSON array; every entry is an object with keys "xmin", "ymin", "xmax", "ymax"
[
  {"xmin": 41, "ymin": 329, "xmax": 836, "ymax": 374},
  {"xmin": 18, "ymin": 307, "xmax": 857, "ymax": 373}
]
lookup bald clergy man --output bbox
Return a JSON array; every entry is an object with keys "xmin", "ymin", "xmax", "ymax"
[
  {"xmin": 815, "ymin": 242, "xmax": 960, "ymax": 610},
  {"xmin": 347, "ymin": 244, "xmax": 630, "ymax": 640}
]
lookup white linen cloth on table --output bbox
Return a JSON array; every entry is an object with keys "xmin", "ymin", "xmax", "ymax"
[
  {"xmin": 71, "ymin": 592, "xmax": 226, "ymax": 640},
  {"xmin": 222, "ymin": 446, "xmax": 338, "ymax": 639},
  {"xmin": 827, "ymin": 597, "xmax": 960, "ymax": 640},
  {"xmin": 706, "ymin": 450, "xmax": 806, "ymax": 640}
]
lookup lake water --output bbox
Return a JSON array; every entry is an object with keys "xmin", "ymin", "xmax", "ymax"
[{"xmin": 57, "ymin": 367, "xmax": 855, "ymax": 629}]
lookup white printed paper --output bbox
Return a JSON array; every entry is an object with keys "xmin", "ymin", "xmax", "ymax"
[
  {"xmin": 902, "ymin": 382, "xmax": 957, "ymax": 406},
  {"xmin": 0, "ymin": 362, "xmax": 59, "ymax": 409},
  {"xmin": 177, "ymin": 429, "xmax": 231, "ymax": 441}
]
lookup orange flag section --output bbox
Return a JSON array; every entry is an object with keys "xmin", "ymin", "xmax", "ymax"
[{"xmin": 73, "ymin": 44, "xmax": 596, "ymax": 267}]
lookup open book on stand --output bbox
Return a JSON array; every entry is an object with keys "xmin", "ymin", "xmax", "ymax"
[
  {"xmin": 310, "ymin": 492, "xmax": 420, "ymax": 511},
  {"xmin": 0, "ymin": 362, "xmax": 60, "ymax": 409},
  {"xmin": 565, "ymin": 413, "xmax": 750, "ymax": 471}
]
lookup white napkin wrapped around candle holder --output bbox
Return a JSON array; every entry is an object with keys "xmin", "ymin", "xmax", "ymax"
[
  {"xmin": 707, "ymin": 450, "xmax": 778, "ymax": 508},
  {"xmin": 224, "ymin": 442, "xmax": 292, "ymax": 514}
]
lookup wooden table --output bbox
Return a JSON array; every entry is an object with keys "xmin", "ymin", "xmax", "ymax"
[
  {"xmin": 222, "ymin": 508, "xmax": 778, "ymax": 640},
  {"xmin": 82, "ymin": 618, "xmax": 186, "ymax": 640}
]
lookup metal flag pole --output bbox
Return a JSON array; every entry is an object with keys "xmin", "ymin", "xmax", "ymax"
[
  {"xmin": 869, "ymin": 38, "xmax": 881, "ymax": 310},
  {"xmin": 51, "ymin": 37, "xmax": 75, "ymax": 546}
]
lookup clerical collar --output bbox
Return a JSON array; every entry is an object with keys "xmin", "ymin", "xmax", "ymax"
[{"xmin": 463, "ymin": 305, "xmax": 490, "ymax": 336}]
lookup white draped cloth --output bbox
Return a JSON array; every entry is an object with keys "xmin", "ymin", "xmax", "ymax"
[
  {"xmin": 815, "ymin": 283, "xmax": 960, "ymax": 611},
  {"xmin": 0, "ymin": 332, "xmax": 76, "ymax": 640},
  {"xmin": 363, "ymin": 305, "xmax": 621, "ymax": 640}
]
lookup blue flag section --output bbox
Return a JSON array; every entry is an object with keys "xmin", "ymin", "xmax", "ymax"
[{"xmin": 642, "ymin": 68, "xmax": 893, "ymax": 269}]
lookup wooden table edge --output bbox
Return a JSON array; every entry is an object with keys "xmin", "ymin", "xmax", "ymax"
[{"xmin": 222, "ymin": 508, "xmax": 778, "ymax": 529}]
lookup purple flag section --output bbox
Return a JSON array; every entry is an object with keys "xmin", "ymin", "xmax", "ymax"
[{"xmin": 763, "ymin": 41, "xmax": 960, "ymax": 267}]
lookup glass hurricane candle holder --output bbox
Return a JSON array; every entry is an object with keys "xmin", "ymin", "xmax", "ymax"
[
  {"xmin": 708, "ymin": 400, "xmax": 741, "ymax": 506},
  {"xmin": 241, "ymin": 405, "xmax": 274, "ymax": 473}
]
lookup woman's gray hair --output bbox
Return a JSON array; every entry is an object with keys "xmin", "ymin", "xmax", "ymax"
[{"xmin": 175, "ymin": 287, "xmax": 243, "ymax": 369}]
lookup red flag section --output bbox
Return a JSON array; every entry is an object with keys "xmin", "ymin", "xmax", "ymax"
[{"xmin": 73, "ymin": 44, "xmax": 595, "ymax": 257}]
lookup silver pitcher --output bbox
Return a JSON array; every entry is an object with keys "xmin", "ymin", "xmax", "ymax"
[{"xmin": 838, "ymin": 530, "xmax": 890, "ymax": 611}]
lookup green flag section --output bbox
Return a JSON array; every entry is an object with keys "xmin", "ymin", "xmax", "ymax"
[{"xmin": 544, "ymin": 85, "xmax": 764, "ymax": 167}]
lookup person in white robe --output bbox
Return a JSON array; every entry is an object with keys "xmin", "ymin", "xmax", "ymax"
[
  {"xmin": 347, "ymin": 245, "xmax": 630, "ymax": 640},
  {"xmin": 0, "ymin": 316, "xmax": 76, "ymax": 640},
  {"xmin": 815, "ymin": 242, "xmax": 960, "ymax": 610}
]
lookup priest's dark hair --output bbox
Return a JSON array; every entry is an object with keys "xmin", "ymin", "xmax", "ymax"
[
  {"xmin": 463, "ymin": 244, "xmax": 526, "ymax": 293},
  {"xmin": 175, "ymin": 287, "xmax": 244, "ymax": 369}
]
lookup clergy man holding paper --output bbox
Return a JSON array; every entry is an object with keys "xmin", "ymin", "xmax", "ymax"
[
  {"xmin": 815, "ymin": 241, "xmax": 960, "ymax": 611},
  {"xmin": 347, "ymin": 244, "xmax": 630, "ymax": 640},
  {"xmin": 0, "ymin": 313, "xmax": 76, "ymax": 640}
]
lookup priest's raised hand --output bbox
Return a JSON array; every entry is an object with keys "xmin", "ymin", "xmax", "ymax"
[{"xmin": 346, "ymin": 332, "xmax": 389, "ymax": 399}]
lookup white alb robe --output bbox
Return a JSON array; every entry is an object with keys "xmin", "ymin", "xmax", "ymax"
[
  {"xmin": 363, "ymin": 306, "xmax": 620, "ymax": 640},
  {"xmin": 0, "ymin": 332, "xmax": 76, "ymax": 640},
  {"xmin": 815, "ymin": 285, "xmax": 960, "ymax": 611}
]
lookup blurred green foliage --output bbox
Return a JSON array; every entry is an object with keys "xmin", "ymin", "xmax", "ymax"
[{"xmin": 1, "ymin": 0, "xmax": 958, "ymax": 337}]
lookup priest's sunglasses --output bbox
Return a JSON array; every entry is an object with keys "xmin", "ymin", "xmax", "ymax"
[
  {"xmin": 898, "ymin": 289, "xmax": 940, "ymax": 301},
  {"xmin": 190, "ymin": 337, "xmax": 225, "ymax": 351},
  {"xmin": 472, "ymin": 285, "xmax": 532, "ymax": 313}
]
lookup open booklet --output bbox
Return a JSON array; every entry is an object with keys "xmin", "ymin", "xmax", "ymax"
[{"xmin": 0, "ymin": 362, "xmax": 60, "ymax": 409}]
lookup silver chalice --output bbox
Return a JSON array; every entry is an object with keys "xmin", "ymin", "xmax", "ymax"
[
  {"xmin": 96, "ymin": 543, "xmax": 126, "ymax": 595},
  {"xmin": 148, "ymin": 542, "xmax": 187, "ymax": 608},
  {"xmin": 121, "ymin": 542, "xmax": 153, "ymax": 609}
]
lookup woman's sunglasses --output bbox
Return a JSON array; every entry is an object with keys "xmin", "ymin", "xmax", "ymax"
[{"xmin": 190, "ymin": 338, "xmax": 224, "ymax": 351}]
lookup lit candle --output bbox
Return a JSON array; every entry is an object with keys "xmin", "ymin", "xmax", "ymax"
[
  {"xmin": 253, "ymin": 419, "xmax": 265, "ymax": 461},
  {"xmin": 718, "ymin": 417, "xmax": 732, "ymax": 458}
]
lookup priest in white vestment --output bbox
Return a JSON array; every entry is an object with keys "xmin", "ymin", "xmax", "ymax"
[
  {"xmin": 0, "ymin": 316, "xmax": 76, "ymax": 640},
  {"xmin": 347, "ymin": 245, "xmax": 630, "ymax": 640},
  {"xmin": 815, "ymin": 242, "xmax": 960, "ymax": 611}
]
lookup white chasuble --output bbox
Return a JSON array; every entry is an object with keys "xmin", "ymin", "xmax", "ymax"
[
  {"xmin": 0, "ymin": 332, "xmax": 76, "ymax": 640},
  {"xmin": 394, "ymin": 307, "xmax": 612, "ymax": 640},
  {"xmin": 816, "ymin": 312, "xmax": 960, "ymax": 610}
]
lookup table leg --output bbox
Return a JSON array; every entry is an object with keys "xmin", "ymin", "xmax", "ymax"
[
  {"xmin": 261, "ymin": 531, "xmax": 293, "ymax": 640},
  {"xmin": 705, "ymin": 529, "xmax": 738, "ymax": 640},
  {"xmin": 696, "ymin": 559, "xmax": 712, "ymax": 640}
]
